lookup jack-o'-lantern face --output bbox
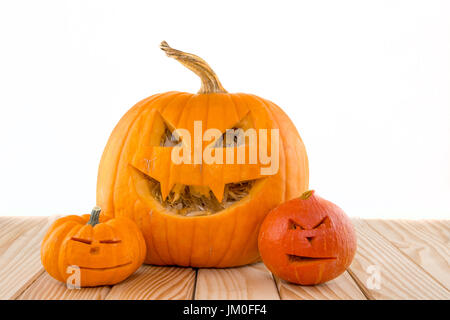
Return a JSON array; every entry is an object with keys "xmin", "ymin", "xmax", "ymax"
[
  {"xmin": 65, "ymin": 225, "xmax": 133, "ymax": 280},
  {"xmin": 258, "ymin": 191, "xmax": 357, "ymax": 285},
  {"xmin": 284, "ymin": 214, "xmax": 337, "ymax": 264},
  {"xmin": 129, "ymin": 100, "xmax": 277, "ymax": 216},
  {"xmin": 41, "ymin": 207, "xmax": 146, "ymax": 287},
  {"xmin": 96, "ymin": 42, "xmax": 309, "ymax": 267}
]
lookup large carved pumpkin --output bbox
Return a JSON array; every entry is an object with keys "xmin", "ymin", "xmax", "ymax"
[{"xmin": 96, "ymin": 42, "xmax": 309, "ymax": 267}]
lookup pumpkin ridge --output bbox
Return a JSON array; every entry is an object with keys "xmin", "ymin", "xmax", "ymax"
[
  {"xmin": 41, "ymin": 220, "xmax": 78, "ymax": 282},
  {"xmin": 163, "ymin": 216, "xmax": 175, "ymax": 265},
  {"xmin": 57, "ymin": 223, "xmax": 83, "ymax": 282},
  {"xmin": 264, "ymin": 98, "xmax": 309, "ymax": 198},
  {"xmin": 102, "ymin": 219, "xmax": 122, "ymax": 242},
  {"xmin": 147, "ymin": 209, "xmax": 166, "ymax": 265},
  {"xmin": 248, "ymin": 94, "xmax": 287, "ymax": 201},
  {"xmin": 187, "ymin": 216, "xmax": 196, "ymax": 267},
  {"xmin": 230, "ymin": 93, "xmax": 250, "ymax": 121},
  {"xmin": 213, "ymin": 204, "xmax": 238, "ymax": 266},
  {"xmin": 159, "ymin": 92, "xmax": 192, "ymax": 132}
]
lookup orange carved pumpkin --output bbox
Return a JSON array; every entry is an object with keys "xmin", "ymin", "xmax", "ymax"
[
  {"xmin": 258, "ymin": 190, "xmax": 357, "ymax": 285},
  {"xmin": 41, "ymin": 207, "xmax": 146, "ymax": 287},
  {"xmin": 96, "ymin": 42, "xmax": 309, "ymax": 267}
]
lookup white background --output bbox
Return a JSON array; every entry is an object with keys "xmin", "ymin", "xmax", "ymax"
[{"xmin": 0, "ymin": 0, "xmax": 449, "ymax": 219}]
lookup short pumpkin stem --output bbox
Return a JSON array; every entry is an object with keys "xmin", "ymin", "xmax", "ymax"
[
  {"xmin": 160, "ymin": 41, "xmax": 227, "ymax": 94},
  {"xmin": 87, "ymin": 206, "xmax": 102, "ymax": 227},
  {"xmin": 300, "ymin": 190, "xmax": 315, "ymax": 200}
]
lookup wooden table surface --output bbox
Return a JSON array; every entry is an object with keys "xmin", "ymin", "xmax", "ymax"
[{"xmin": 0, "ymin": 217, "xmax": 448, "ymax": 300}]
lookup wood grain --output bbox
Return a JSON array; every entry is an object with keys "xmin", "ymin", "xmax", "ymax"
[
  {"xmin": 0, "ymin": 216, "xmax": 56, "ymax": 299},
  {"xmin": 1, "ymin": 217, "xmax": 449, "ymax": 300},
  {"xmin": 419, "ymin": 220, "xmax": 449, "ymax": 244},
  {"xmin": 17, "ymin": 272, "xmax": 110, "ymax": 300},
  {"xmin": 275, "ymin": 271, "xmax": 366, "ymax": 300},
  {"xmin": 195, "ymin": 263, "xmax": 279, "ymax": 300},
  {"xmin": 0, "ymin": 217, "xmax": 46, "ymax": 257},
  {"xmin": 366, "ymin": 219, "xmax": 449, "ymax": 290},
  {"xmin": 349, "ymin": 219, "xmax": 449, "ymax": 300},
  {"xmin": 105, "ymin": 265, "xmax": 196, "ymax": 300}
]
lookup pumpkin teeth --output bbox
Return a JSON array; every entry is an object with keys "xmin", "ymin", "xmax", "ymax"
[
  {"xmin": 170, "ymin": 184, "xmax": 185, "ymax": 203},
  {"xmin": 209, "ymin": 182, "xmax": 225, "ymax": 203},
  {"xmin": 142, "ymin": 172, "xmax": 255, "ymax": 216}
]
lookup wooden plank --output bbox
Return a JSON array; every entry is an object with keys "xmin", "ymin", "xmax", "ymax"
[
  {"xmin": 105, "ymin": 265, "xmax": 196, "ymax": 300},
  {"xmin": 17, "ymin": 272, "xmax": 110, "ymax": 300},
  {"xmin": 366, "ymin": 220, "xmax": 450, "ymax": 290},
  {"xmin": 348, "ymin": 219, "xmax": 449, "ymax": 300},
  {"xmin": 275, "ymin": 271, "xmax": 366, "ymax": 300},
  {"xmin": 0, "ymin": 217, "xmax": 47, "ymax": 257},
  {"xmin": 0, "ymin": 216, "xmax": 57, "ymax": 299},
  {"xmin": 420, "ymin": 220, "xmax": 449, "ymax": 243},
  {"xmin": 195, "ymin": 263, "xmax": 279, "ymax": 300},
  {"xmin": 2, "ymin": 217, "xmax": 448, "ymax": 300}
]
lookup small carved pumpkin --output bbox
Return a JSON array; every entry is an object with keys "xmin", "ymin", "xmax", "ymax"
[
  {"xmin": 41, "ymin": 207, "xmax": 146, "ymax": 287},
  {"xmin": 258, "ymin": 190, "xmax": 357, "ymax": 285},
  {"xmin": 96, "ymin": 42, "xmax": 309, "ymax": 267}
]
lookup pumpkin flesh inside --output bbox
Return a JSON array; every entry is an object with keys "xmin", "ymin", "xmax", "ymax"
[{"xmin": 140, "ymin": 170, "xmax": 256, "ymax": 216}]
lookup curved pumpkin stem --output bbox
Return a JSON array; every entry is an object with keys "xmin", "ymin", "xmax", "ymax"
[
  {"xmin": 160, "ymin": 41, "xmax": 227, "ymax": 94},
  {"xmin": 300, "ymin": 190, "xmax": 314, "ymax": 200},
  {"xmin": 87, "ymin": 206, "xmax": 102, "ymax": 227}
]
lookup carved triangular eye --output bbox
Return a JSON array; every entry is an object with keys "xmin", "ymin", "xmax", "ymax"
[
  {"xmin": 160, "ymin": 125, "xmax": 182, "ymax": 147},
  {"xmin": 289, "ymin": 219, "xmax": 305, "ymax": 230},
  {"xmin": 212, "ymin": 112, "xmax": 254, "ymax": 148},
  {"xmin": 313, "ymin": 216, "xmax": 330, "ymax": 229},
  {"xmin": 213, "ymin": 127, "xmax": 245, "ymax": 148}
]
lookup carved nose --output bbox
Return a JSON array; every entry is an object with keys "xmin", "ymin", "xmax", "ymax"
[
  {"xmin": 90, "ymin": 246, "xmax": 100, "ymax": 254},
  {"xmin": 306, "ymin": 236, "xmax": 314, "ymax": 244}
]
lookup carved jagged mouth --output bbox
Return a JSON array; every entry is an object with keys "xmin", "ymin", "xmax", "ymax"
[
  {"xmin": 140, "ymin": 171, "xmax": 256, "ymax": 217},
  {"xmin": 287, "ymin": 254, "xmax": 337, "ymax": 264},
  {"xmin": 78, "ymin": 262, "xmax": 132, "ymax": 270}
]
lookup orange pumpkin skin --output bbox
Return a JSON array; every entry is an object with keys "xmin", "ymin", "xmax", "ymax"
[
  {"xmin": 41, "ymin": 208, "xmax": 146, "ymax": 287},
  {"xmin": 258, "ymin": 191, "xmax": 357, "ymax": 285},
  {"xmin": 96, "ymin": 42, "xmax": 309, "ymax": 267}
]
